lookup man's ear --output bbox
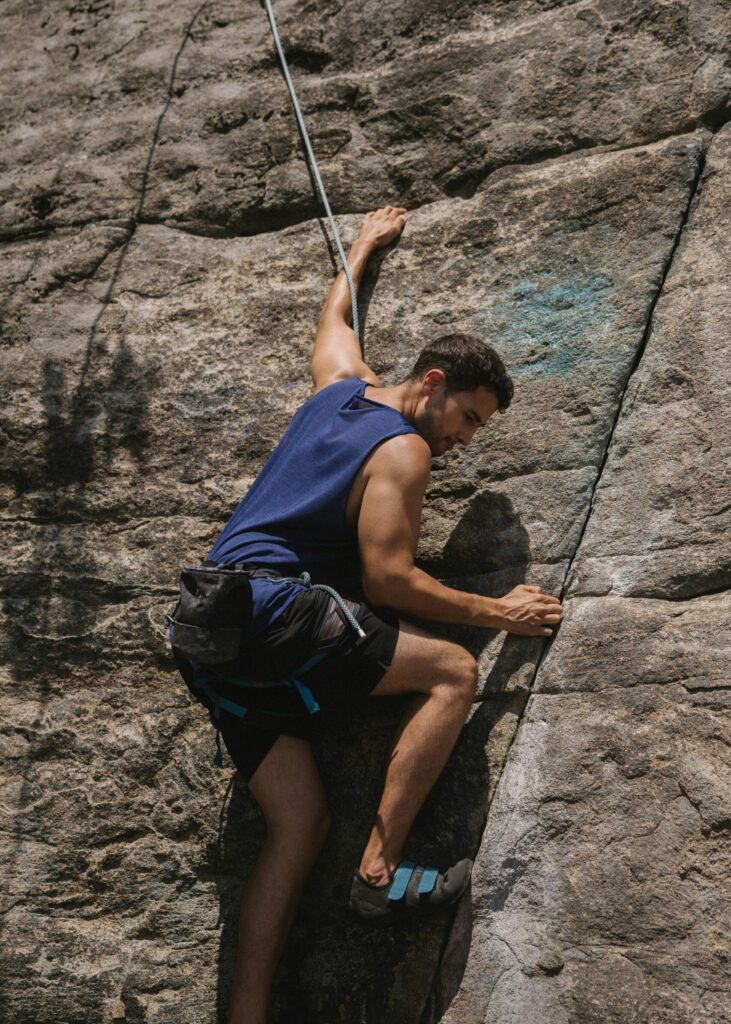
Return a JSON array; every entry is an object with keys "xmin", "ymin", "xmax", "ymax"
[{"xmin": 422, "ymin": 368, "xmax": 447, "ymax": 394}]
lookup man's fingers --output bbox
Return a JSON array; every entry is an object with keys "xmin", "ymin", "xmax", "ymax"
[
  {"xmin": 528, "ymin": 609, "xmax": 563, "ymax": 626},
  {"xmin": 532, "ymin": 608, "xmax": 563, "ymax": 621}
]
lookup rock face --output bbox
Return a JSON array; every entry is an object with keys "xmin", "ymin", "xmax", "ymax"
[{"xmin": 0, "ymin": 2, "xmax": 729, "ymax": 1023}]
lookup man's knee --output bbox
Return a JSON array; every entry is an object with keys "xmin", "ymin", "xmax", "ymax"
[
  {"xmin": 443, "ymin": 647, "xmax": 478, "ymax": 705},
  {"xmin": 371, "ymin": 623, "xmax": 479, "ymax": 701}
]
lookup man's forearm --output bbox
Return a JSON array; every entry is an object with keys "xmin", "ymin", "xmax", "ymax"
[
  {"xmin": 366, "ymin": 566, "xmax": 505, "ymax": 630},
  {"xmin": 319, "ymin": 239, "xmax": 374, "ymax": 327}
]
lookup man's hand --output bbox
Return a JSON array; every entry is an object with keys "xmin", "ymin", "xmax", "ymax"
[
  {"xmin": 356, "ymin": 205, "xmax": 407, "ymax": 250},
  {"xmin": 493, "ymin": 585, "xmax": 564, "ymax": 637}
]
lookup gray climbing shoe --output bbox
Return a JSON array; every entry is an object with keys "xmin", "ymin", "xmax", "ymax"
[{"xmin": 348, "ymin": 858, "xmax": 473, "ymax": 920}]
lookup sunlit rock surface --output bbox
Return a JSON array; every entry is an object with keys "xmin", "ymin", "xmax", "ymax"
[{"xmin": 1, "ymin": 2, "xmax": 729, "ymax": 1022}]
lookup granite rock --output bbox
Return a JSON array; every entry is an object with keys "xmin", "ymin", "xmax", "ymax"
[
  {"xmin": 440, "ymin": 124, "xmax": 731, "ymax": 1024},
  {"xmin": 1, "ymin": 3, "xmax": 729, "ymax": 1023}
]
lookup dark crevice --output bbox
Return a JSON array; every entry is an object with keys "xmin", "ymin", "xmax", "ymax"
[
  {"xmin": 562, "ymin": 145, "xmax": 708, "ymax": 603},
  {"xmin": 479, "ymin": 111, "xmax": 709, "ymax": 797},
  {"xmin": 280, "ymin": 44, "xmax": 333, "ymax": 74},
  {"xmin": 0, "ymin": 216, "xmax": 135, "ymax": 247},
  {"xmin": 462, "ymin": 113, "xmax": 728, "ymax": 199},
  {"xmin": 92, "ymin": 1, "xmax": 212, "ymax": 291},
  {"xmin": 47, "ymin": 1, "xmax": 212, "ymax": 492},
  {"xmin": 701, "ymin": 98, "xmax": 731, "ymax": 134},
  {"xmin": 6, "ymin": 118, "xmax": 729, "ymax": 250}
]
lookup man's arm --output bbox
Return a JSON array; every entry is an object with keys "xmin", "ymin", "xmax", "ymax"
[
  {"xmin": 310, "ymin": 206, "xmax": 407, "ymax": 392},
  {"xmin": 359, "ymin": 436, "xmax": 563, "ymax": 635}
]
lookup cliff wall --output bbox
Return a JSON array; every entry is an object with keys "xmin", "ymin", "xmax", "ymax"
[{"xmin": 1, "ymin": 2, "xmax": 729, "ymax": 1021}]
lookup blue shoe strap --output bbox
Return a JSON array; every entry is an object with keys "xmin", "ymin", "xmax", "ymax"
[
  {"xmin": 388, "ymin": 861, "xmax": 417, "ymax": 902},
  {"xmin": 418, "ymin": 867, "xmax": 439, "ymax": 895}
]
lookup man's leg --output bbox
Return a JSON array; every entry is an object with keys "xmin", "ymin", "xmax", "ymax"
[
  {"xmin": 358, "ymin": 619, "xmax": 478, "ymax": 884},
  {"xmin": 227, "ymin": 735, "xmax": 330, "ymax": 1024}
]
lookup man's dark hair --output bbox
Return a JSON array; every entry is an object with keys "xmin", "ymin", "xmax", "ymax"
[{"xmin": 402, "ymin": 333, "xmax": 514, "ymax": 411}]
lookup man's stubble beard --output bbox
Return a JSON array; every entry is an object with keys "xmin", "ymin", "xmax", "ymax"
[{"xmin": 420, "ymin": 391, "xmax": 447, "ymax": 455}]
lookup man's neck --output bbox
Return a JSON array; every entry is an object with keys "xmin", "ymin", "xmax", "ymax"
[{"xmin": 364, "ymin": 382, "xmax": 420, "ymax": 426}]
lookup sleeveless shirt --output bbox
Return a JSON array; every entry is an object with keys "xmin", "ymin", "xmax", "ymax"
[{"xmin": 206, "ymin": 377, "xmax": 421, "ymax": 637}]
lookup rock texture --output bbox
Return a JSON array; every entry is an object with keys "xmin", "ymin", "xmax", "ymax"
[
  {"xmin": 1, "ymin": 2, "xmax": 729, "ymax": 1022},
  {"xmin": 439, "ymin": 123, "xmax": 731, "ymax": 1024}
]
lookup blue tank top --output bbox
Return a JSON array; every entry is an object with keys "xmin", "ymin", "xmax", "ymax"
[{"xmin": 206, "ymin": 377, "xmax": 421, "ymax": 636}]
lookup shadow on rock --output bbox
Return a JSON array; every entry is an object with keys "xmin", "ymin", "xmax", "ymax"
[
  {"xmin": 0, "ymin": 328, "xmax": 158, "ymax": 1018},
  {"xmin": 440, "ymin": 489, "xmax": 532, "ymax": 578}
]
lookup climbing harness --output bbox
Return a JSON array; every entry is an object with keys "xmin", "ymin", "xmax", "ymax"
[
  {"xmin": 168, "ymin": 563, "xmax": 366, "ymax": 767},
  {"xmin": 180, "ymin": 645, "xmax": 328, "ymax": 769},
  {"xmin": 261, "ymin": 0, "xmax": 360, "ymax": 340}
]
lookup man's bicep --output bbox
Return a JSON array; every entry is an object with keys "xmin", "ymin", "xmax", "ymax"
[{"xmin": 357, "ymin": 443, "xmax": 430, "ymax": 599}]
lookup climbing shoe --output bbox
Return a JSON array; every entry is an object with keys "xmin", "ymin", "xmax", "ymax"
[{"xmin": 348, "ymin": 858, "xmax": 473, "ymax": 920}]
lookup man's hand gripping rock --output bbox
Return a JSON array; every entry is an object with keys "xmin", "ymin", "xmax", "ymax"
[
  {"xmin": 494, "ymin": 584, "xmax": 563, "ymax": 637},
  {"xmin": 356, "ymin": 205, "xmax": 408, "ymax": 250}
]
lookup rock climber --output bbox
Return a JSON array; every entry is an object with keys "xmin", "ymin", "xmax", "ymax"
[{"xmin": 170, "ymin": 205, "xmax": 563, "ymax": 1024}]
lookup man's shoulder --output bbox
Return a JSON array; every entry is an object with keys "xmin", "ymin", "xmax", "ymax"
[
  {"xmin": 310, "ymin": 374, "xmax": 366, "ymax": 397},
  {"xmin": 369, "ymin": 432, "xmax": 432, "ymax": 480}
]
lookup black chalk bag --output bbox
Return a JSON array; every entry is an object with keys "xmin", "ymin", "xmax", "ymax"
[{"xmin": 166, "ymin": 563, "xmax": 255, "ymax": 664}]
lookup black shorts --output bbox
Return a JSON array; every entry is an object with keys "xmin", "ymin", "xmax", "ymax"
[{"xmin": 171, "ymin": 587, "xmax": 400, "ymax": 782}]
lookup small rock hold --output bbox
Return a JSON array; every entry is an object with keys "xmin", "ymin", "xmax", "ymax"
[{"xmin": 523, "ymin": 947, "xmax": 566, "ymax": 977}]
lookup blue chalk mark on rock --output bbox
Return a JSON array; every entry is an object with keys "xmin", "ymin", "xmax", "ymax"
[{"xmin": 485, "ymin": 271, "xmax": 616, "ymax": 379}]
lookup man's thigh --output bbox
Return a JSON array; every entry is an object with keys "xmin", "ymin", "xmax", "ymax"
[
  {"xmin": 369, "ymin": 618, "xmax": 475, "ymax": 698},
  {"xmin": 247, "ymin": 734, "xmax": 328, "ymax": 829}
]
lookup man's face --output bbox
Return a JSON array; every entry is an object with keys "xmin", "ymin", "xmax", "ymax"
[{"xmin": 416, "ymin": 371, "xmax": 500, "ymax": 457}]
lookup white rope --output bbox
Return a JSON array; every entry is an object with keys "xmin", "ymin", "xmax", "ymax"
[{"xmin": 261, "ymin": 0, "xmax": 360, "ymax": 340}]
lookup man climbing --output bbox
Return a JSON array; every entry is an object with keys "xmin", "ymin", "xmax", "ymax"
[{"xmin": 170, "ymin": 205, "xmax": 563, "ymax": 1024}]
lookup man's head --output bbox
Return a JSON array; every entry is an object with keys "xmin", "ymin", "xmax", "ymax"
[{"xmin": 400, "ymin": 333, "xmax": 513, "ymax": 457}]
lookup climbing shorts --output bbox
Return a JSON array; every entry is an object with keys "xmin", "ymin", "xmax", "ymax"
[{"xmin": 171, "ymin": 587, "xmax": 400, "ymax": 782}]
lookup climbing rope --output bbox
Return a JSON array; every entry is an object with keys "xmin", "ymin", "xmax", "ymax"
[{"xmin": 261, "ymin": 0, "xmax": 360, "ymax": 340}]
